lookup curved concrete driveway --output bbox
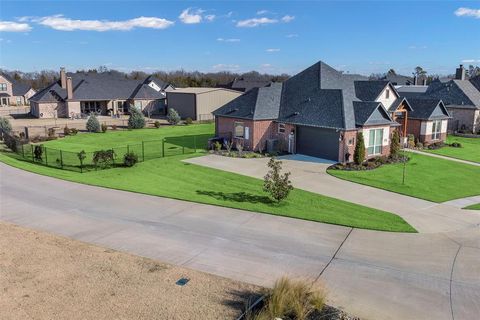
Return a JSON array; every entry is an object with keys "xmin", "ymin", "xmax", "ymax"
[
  {"xmin": 185, "ymin": 155, "xmax": 480, "ymax": 233},
  {"xmin": 1, "ymin": 163, "xmax": 479, "ymax": 320}
]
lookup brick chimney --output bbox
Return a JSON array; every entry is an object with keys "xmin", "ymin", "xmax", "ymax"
[
  {"xmin": 66, "ymin": 77, "xmax": 73, "ymax": 100},
  {"xmin": 60, "ymin": 67, "xmax": 67, "ymax": 89},
  {"xmin": 455, "ymin": 64, "xmax": 466, "ymax": 80}
]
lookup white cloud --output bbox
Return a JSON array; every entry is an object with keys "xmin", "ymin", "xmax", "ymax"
[
  {"xmin": 35, "ymin": 15, "xmax": 174, "ymax": 31},
  {"xmin": 0, "ymin": 21, "xmax": 32, "ymax": 32},
  {"xmin": 286, "ymin": 33, "xmax": 298, "ymax": 38},
  {"xmin": 205, "ymin": 14, "xmax": 216, "ymax": 22},
  {"xmin": 217, "ymin": 37, "xmax": 240, "ymax": 42},
  {"xmin": 212, "ymin": 64, "xmax": 240, "ymax": 71},
  {"xmin": 256, "ymin": 10, "xmax": 269, "ymax": 15},
  {"xmin": 281, "ymin": 15, "xmax": 295, "ymax": 23},
  {"xmin": 179, "ymin": 8, "xmax": 203, "ymax": 24},
  {"xmin": 236, "ymin": 17, "xmax": 278, "ymax": 27},
  {"xmin": 454, "ymin": 7, "xmax": 480, "ymax": 18},
  {"xmin": 266, "ymin": 48, "xmax": 280, "ymax": 52},
  {"xmin": 462, "ymin": 59, "xmax": 480, "ymax": 63},
  {"xmin": 261, "ymin": 63, "xmax": 272, "ymax": 68}
]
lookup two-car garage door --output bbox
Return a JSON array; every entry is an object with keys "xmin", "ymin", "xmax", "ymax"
[{"xmin": 296, "ymin": 126, "xmax": 340, "ymax": 161}]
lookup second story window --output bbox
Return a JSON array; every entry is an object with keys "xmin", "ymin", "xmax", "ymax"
[
  {"xmin": 386, "ymin": 89, "xmax": 390, "ymax": 99},
  {"xmin": 0, "ymin": 83, "xmax": 7, "ymax": 91}
]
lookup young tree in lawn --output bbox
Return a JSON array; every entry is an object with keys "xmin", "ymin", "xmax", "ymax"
[
  {"xmin": 86, "ymin": 114, "xmax": 101, "ymax": 132},
  {"xmin": 167, "ymin": 108, "xmax": 181, "ymax": 125},
  {"xmin": 263, "ymin": 158, "xmax": 293, "ymax": 203},
  {"xmin": 353, "ymin": 132, "xmax": 366, "ymax": 165},
  {"xmin": 128, "ymin": 106, "xmax": 146, "ymax": 129}
]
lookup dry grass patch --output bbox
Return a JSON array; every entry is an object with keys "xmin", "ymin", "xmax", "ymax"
[{"xmin": 0, "ymin": 221, "xmax": 259, "ymax": 320}]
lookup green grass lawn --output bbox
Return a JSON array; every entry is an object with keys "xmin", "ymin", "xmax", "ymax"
[
  {"xmin": 423, "ymin": 135, "xmax": 480, "ymax": 163},
  {"xmin": 464, "ymin": 204, "xmax": 480, "ymax": 210},
  {"xmin": 328, "ymin": 152, "xmax": 480, "ymax": 203},
  {"xmin": 0, "ymin": 124, "xmax": 415, "ymax": 232}
]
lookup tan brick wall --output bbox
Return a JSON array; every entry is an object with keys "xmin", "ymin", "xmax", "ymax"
[
  {"xmin": 0, "ymin": 75, "xmax": 13, "ymax": 97},
  {"xmin": 447, "ymin": 107, "xmax": 478, "ymax": 133},
  {"xmin": 31, "ymin": 102, "xmax": 63, "ymax": 118}
]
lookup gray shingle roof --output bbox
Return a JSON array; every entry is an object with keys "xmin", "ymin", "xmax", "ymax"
[
  {"xmin": 470, "ymin": 75, "xmax": 480, "ymax": 92},
  {"xmin": 0, "ymin": 72, "xmax": 35, "ymax": 96},
  {"xmin": 212, "ymin": 83, "xmax": 282, "ymax": 120},
  {"xmin": 425, "ymin": 79, "xmax": 480, "ymax": 109},
  {"xmin": 214, "ymin": 61, "xmax": 399, "ymax": 130},
  {"xmin": 354, "ymin": 80, "xmax": 390, "ymax": 101},
  {"xmin": 353, "ymin": 101, "xmax": 394, "ymax": 126},
  {"xmin": 230, "ymin": 77, "xmax": 271, "ymax": 92},
  {"xmin": 404, "ymin": 97, "xmax": 450, "ymax": 120},
  {"xmin": 30, "ymin": 72, "xmax": 169, "ymax": 103},
  {"xmin": 395, "ymin": 85, "xmax": 428, "ymax": 98},
  {"xmin": 388, "ymin": 97, "xmax": 413, "ymax": 112}
]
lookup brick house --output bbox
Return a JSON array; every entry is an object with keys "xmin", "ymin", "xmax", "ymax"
[
  {"xmin": 213, "ymin": 61, "xmax": 401, "ymax": 163},
  {"xmin": 0, "ymin": 72, "xmax": 36, "ymax": 107},
  {"xmin": 29, "ymin": 68, "xmax": 174, "ymax": 118},
  {"xmin": 397, "ymin": 98, "xmax": 450, "ymax": 144},
  {"xmin": 425, "ymin": 65, "xmax": 480, "ymax": 133}
]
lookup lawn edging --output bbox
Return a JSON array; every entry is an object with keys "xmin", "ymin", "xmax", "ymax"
[{"xmin": 0, "ymin": 151, "xmax": 416, "ymax": 233}]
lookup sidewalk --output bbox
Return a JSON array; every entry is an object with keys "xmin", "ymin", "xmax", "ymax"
[{"xmin": 404, "ymin": 148, "xmax": 480, "ymax": 167}]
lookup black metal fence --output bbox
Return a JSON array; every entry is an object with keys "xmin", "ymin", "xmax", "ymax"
[{"xmin": 6, "ymin": 133, "xmax": 211, "ymax": 173}]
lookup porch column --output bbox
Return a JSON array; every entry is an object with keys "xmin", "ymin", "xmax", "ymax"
[{"xmin": 403, "ymin": 110, "xmax": 408, "ymax": 137}]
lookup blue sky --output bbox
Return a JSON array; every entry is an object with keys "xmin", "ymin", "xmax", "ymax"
[{"xmin": 0, "ymin": 1, "xmax": 479, "ymax": 76}]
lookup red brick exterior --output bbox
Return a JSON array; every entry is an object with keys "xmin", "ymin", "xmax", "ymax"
[
  {"xmin": 407, "ymin": 119, "xmax": 447, "ymax": 144},
  {"xmin": 216, "ymin": 116, "xmax": 395, "ymax": 162},
  {"xmin": 420, "ymin": 132, "xmax": 447, "ymax": 145}
]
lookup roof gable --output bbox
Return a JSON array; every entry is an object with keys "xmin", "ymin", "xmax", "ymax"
[{"xmin": 407, "ymin": 98, "xmax": 450, "ymax": 120}]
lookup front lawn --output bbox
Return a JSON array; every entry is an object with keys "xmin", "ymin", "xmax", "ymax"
[
  {"xmin": 423, "ymin": 135, "xmax": 480, "ymax": 163},
  {"xmin": 464, "ymin": 204, "xmax": 480, "ymax": 210},
  {"xmin": 328, "ymin": 152, "xmax": 480, "ymax": 203},
  {"xmin": 0, "ymin": 125, "xmax": 415, "ymax": 232}
]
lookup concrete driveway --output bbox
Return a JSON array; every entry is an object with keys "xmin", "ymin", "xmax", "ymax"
[
  {"xmin": 1, "ymin": 162, "xmax": 479, "ymax": 320},
  {"xmin": 185, "ymin": 154, "xmax": 480, "ymax": 233}
]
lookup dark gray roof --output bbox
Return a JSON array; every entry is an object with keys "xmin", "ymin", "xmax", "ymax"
[
  {"xmin": 383, "ymin": 74, "xmax": 413, "ymax": 86},
  {"xmin": 214, "ymin": 61, "xmax": 398, "ymax": 130},
  {"xmin": 229, "ymin": 77, "xmax": 272, "ymax": 92},
  {"xmin": 354, "ymin": 80, "xmax": 390, "ymax": 101},
  {"xmin": 402, "ymin": 98, "xmax": 450, "ymax": 120},
  {"xmin": 353, "ymin": 101, "xmax": 394, "ymax": 126},
  {"xmin": 388, "ymin": 97, "xmax": 413, "ymax": 112},
  {"xmin": 30, "ymin": 72, "xmax": 169, "ymax": 103},
  {"xmin": 470, "ymin": 76, "xmax": 480, "ymax": 92},
  {"xmin": 425, "ymin": 79, "xmax": 480, "ymax": 109},
  {"xmin": 212, "ymin": 83, "xmax": 282, "ymax": 120},
  {"xmin": 0, "ymin": 93, "xmax": 11, "ymax": 97},
  {"xmin": 0, "ymin": 72, "xmax": 34, "ymax": 96}
]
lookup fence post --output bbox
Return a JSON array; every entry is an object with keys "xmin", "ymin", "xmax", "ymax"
[
  {"xmin": 142, "ymin": 141, "xmax": 145, "ymax": 162},
  {"xmin": 162, "ymin": 139, "xmax": 165, "ymax": 157},
  {"xmin": 112, "ymin": 149, "xmax": 115, "ymax": 166},
  {"xmin": 193, "ymin": 136, "xmax": 197, "ymax": 153},
  {"xmin": 44, "ymin": 146, "xmax": 48, "ymax": 166},
  {"xmin": 31, "ymin": 144, "xmax": 34, "ymax": 162},
  {"xmin": 60, "ymin": 150, "xmax": 63, "ymax": 169}
]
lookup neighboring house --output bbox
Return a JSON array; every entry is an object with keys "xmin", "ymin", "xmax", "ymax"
[
  {"xmin": 425, "ymin": 65, "xmax": 480, "ymax": 133},
  {"xmin": 0, "ymin": 72, "xmax": 36, "ymax": 106},
  {"xmin": 221, "ymin": 77, "xmax": 272, "ymax": 92},
  {"xmin": 381, "ymin": 73, "xmax": 427, "ymax": 86},
  {"xmin": 166, "ymin": 87, "xmax": 242, "ymax": 121},
  {"xmin": 29, "ymin": 68, "xmax": 172, "ymax": 118},
  {"xmin": 397, "ymin": 98, "xmax": 450, "ymax": 144},
  {"xmin": 214, "ymin": 61, "xmax": 404, "ymax": 163}
]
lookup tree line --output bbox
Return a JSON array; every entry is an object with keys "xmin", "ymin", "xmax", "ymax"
[{"xmin": 0, "ymin": 66, "xmax": 290, "ymax": 90}]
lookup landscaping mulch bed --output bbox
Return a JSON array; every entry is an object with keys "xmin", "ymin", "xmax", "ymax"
[{"xmin": 328, "ymin": 155, "xmax": 408, "ymax": 171}]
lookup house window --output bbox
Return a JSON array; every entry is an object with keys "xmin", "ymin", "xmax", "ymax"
[
  {"xmin": 431, "ymin": 120, "xmax": 442, "ymax": 140},
  {"xmin": 117, "ymin": 101, "xmax": 126, "ymax": 113},
  {"xmin": 386, "ymin": 89, "xmax": 390, "ymax": 99},
  {"xmin": 16, "ymin": 97, "xmax": 22, "ymax": 105},
  {"xmin": 278, "ymin": 123, "xmax": 286, "ymax": 133},
  {"xmin": 348, "ymin": 137, "xmax": 355, "ymax": 146},
  {"xmin": 0, "ymin": 83, "xmax": 7, "ymax": 91},
  {"xmin": 134, "ymin": 101, "xmax": 142, "ymax": 109},
  {"xmin": 368, "ymin": 128, "xmax": 383, "ymax": 155},
  {"xmin": 234, "ymin": 122, "xmax": 245, "ymax": 138}
]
